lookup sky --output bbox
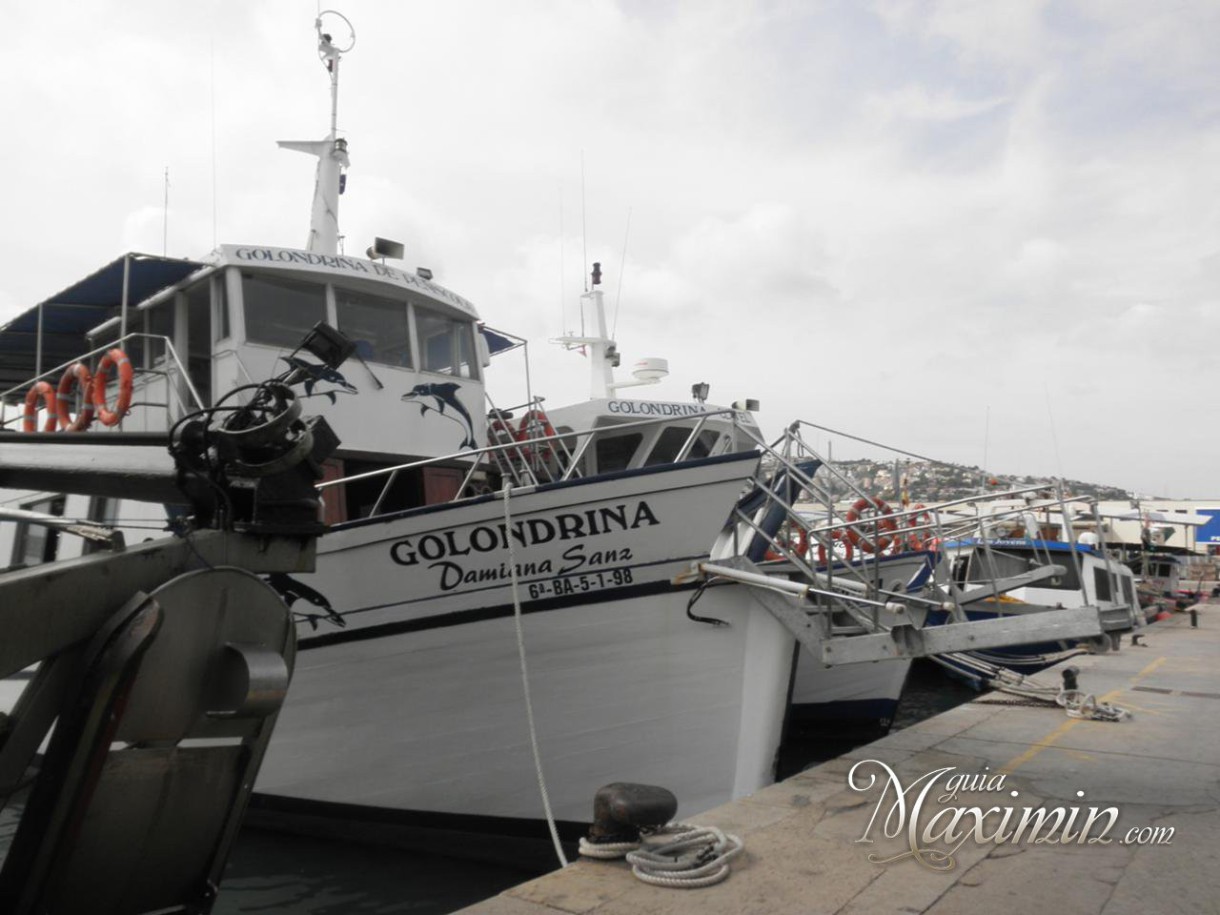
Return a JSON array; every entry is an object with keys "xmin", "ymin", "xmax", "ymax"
[{"xmin": 2, "ymin": 0, "xmax": 1218, "ymax": 497}]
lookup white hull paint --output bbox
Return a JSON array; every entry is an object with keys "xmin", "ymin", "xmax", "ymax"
[
  {"xmin": 259, "ymin": 585, "xmax": 794, "ymax": 823},
  {"xmin": 789, "ymin": 656, "xmax": 910, "ymax": 726},
  {"xmin": 257, "ymin": 452, "xmax": 798, "ymax": 823}
]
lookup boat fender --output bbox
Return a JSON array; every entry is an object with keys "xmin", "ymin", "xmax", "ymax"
[
  {"xmin": 56, "ymin": 362, "xmax": 95, "ymax": 432},
  {"xmin": 91, "ymin": 348, "xmax": 134, "ymax": 427},
  {"xmin": 22, "ymin": 381, "xmax": 58, "ymax": 432}
]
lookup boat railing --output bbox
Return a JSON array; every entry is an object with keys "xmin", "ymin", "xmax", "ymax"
[
  {"xmin": 317, "ymin": 406, "xmax": 751, "ymax": 520},
  {"xmin": 0, "ymin": 333, "xmax": 204, "ymax": 431},
  {"xmin": 719, "ymin": 420, "xmax": 1118, "ymax": 627}
]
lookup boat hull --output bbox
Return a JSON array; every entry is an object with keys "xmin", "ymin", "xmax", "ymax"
[{"xmin": 255, "ymin": 453, "xmax": 797, "ymax": 832}]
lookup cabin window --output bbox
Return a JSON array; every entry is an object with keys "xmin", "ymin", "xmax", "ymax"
[
  {"xmin": 336, "ymin": 289, "xmax": 411, "ymax": 367},
  {"xmin": 242, "ymin": 273, "xmax": 328, "ymax": 349},
  {"xmin": 417, "ymin": 309, "xmax": 478, "ymax": 378},
  {"xmin": 186, "ymin": 281, "xmax": 212, "ymax": 406},
  {"xmin": 214, "ymin": 276, "xmax": 231, "ymax": 342},
  {"xmin": 595, "ymin": 432, "xmax": 643, "ymax": 474},
  {"xmin": 1093, "ymin": 567, "xmax": 1113, "ymax": 602},
  {"xmin": 10, "ymin": 496, "xmax": 65, "ymax": 569},
  {"xmin": 143, "ymin": 303, "xmax": 174, "ymax": 368},
  {"xmin": 643, "ymin": 427, "xmax": 721, "ymax": 466},
  {"xmin": 1121, "ymin": 576, "xmax": 1135, "ymax": 605}
]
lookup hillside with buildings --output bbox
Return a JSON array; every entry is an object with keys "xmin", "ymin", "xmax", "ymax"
[{"xmin": 813, "ymin": 459, "xmax": 1132, "ymax": 504}]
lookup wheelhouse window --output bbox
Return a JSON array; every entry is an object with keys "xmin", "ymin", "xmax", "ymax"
[
  {"xmin": 595, "ymin": 432, "xmax": 643, "ymax": 474},
  {"xmin": 1093, "ymin": 567, "xmax": 1113, "ymax": 602},
  {"xmin": 336, "ymin": 289, "xmax": 411, "ymax": 367},
  {"xmin": 242, "ymin": 273, "xmax": 328, "ymax": 348},
  {"xmin": 417, "ymin": 308, "xmax": 478, "ymax": 378},
  {"xmin": 644, "ymin": 427, "xmax": 721, "ymax": 466}
]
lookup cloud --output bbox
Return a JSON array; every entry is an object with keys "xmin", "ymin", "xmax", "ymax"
[{"xmin": 3, "ymin": 0, "xmax": 1219, "ymax": 497}]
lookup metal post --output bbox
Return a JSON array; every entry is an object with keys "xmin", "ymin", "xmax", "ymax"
[
  {"xmin": 119, "ymin": 255, "xmax": 131, "ymax": 342},
  {"xmin": 35, "ymin": 304, "xmax": 44, "ymax": 379}
]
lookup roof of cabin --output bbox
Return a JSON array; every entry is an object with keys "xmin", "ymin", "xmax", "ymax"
[{"xmin": 0, "ymin": 253, "xmax": 203, "ymax": 398}]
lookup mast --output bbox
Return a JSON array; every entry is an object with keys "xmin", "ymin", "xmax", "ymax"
[
  {"xmin": 278, "ymin": 13, "xmax": 355, "ymax": 256},
  {"xmin": 583, "ymin": 263, "xmax": 616, "ymax": 400}
]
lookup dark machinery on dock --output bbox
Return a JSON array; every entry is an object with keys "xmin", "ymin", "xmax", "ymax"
[{"xmin": 0, "ymin": 352, "xmax": 344, "ymax": 914}]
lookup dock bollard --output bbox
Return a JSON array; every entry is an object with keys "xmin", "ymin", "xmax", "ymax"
[
  {"xmin": 1062, "ymin": 666, "xmax": 1080, "ymax": 692},
  {"xmin": 585, "ymin": 783, "xmax": 678, "ymax": 847}
]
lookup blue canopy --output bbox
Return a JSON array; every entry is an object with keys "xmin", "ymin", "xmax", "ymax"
[{"xmin": 0, "ymin": 253, "xmax": 202, "ymax": 398}]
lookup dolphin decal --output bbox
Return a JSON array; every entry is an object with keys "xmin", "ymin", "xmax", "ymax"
[
  {"xmin": 281, "ymin": 356, "xmax": 359, "ymax": 404},
  {"xmin": 266, "ymin": 572, "xmax": 347, "ymax": 630},
  {"xmin": 402, "ymin": 382, "xmax": 477, "ymax": 449}
]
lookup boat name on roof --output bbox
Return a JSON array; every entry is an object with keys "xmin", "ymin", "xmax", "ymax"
[
  {"xmin": 606, "ymin": 400, "xmax": 710, "ymax": 417},
  {"xmin": 220, "ymin": 245, "xmax": 478, "ymax": 318}
]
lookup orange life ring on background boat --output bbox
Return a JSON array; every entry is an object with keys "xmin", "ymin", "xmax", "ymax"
[
  {"xmin": 22, "ymin": 381, "xmax": 58, "ymax": 432},
  {"xmin": 905, "ymin": 504, "xmax": 932, "ymax": 551},
  {"xmin": 56, "ymin": 362, "xmax": 95, "ymax": 432},
  {"xmin": 817, "ymin": 536, "xmax": 854, "ymax": 566},
  {"xmin": 842, "ymin": 496, "xmax": 897, "ymax": 553},
  {"xmin": 764, "ymin": 525, "xmax": 809, "ymax": 562},
  {"xmin": 516, "ymin": 409, "xmax": 559, "ymax": 463},
  {"xmin": 91, "ymin": 348, "xmax": 133, "ymax": 427}
]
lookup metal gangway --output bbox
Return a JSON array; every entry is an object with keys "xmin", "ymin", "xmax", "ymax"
[{"xmin": 681, "ymin": 420, "xmax": 1114, "ymax": 667}]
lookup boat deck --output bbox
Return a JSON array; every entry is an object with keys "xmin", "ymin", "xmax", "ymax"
[{"xmin": 460, "ymin": 599, "xmax": 1220, "ymax": 915}]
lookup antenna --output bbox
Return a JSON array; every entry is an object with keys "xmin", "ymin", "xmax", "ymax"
[
  {"xmin": 162, "ymin": 166, "xmax": 170, "ymax": 256},
  {"xmin": 210, "ymin": 37, "xmax": 217, "ymax": 248},
  {"xmin": 611, "ymin": 207, "xmax": 631, "ymax": 339},
  {"xmin": 580, "ymin": 150, "xmax": 588, "ymax": 292},
  {"xmin": 278, "ymin": 11, "xmax": 356, "ymax": 255},
  {"xmin": 558, "ymin": 183, "xmax": 565, "ymax": 331}
]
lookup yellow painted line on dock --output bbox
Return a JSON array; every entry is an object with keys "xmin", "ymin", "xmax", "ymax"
[{"xmin": 999, "ymin": 655, "xmax": 1167, "ymax": 775}]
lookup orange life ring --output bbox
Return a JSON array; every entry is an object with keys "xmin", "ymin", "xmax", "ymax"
[
  {"xmin": 842, "ymin": 496, "xmax": 897, "ymax": 553},
  {"xmin": 517, "ymin": 409, "xmax": 559, "ymax": 463},
  {"xmin": 765, "ymin": 525, "xmax": 809, "ymax": 562},
  {"xmin": 905, "ymin": 504, "xmax": 932, "ymax": 551},
  {"xmin": 817, "ymin": 536, "xmax": 855, "ymax": 566},
  {"xmin": 91, "ymin": 348, "xmax": 134, "ymax": 426},
  {"xmin": 487, "ymin": 412, "xmax": 517, "ymax": 445},
  {"xmin": 22, "ymin": 381, "xmax": 58, "ymax": 432},
  {"xmin": 56, "ymin": 362, "xmax": 95, "ymax": 432}
]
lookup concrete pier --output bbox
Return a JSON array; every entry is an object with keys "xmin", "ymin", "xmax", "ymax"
[{"xmin": 460, "ymin": 604, "xmax": 1220, "ymax": 915}]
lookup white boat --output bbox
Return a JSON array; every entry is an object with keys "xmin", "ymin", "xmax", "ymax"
[
  {"xmin": 0, "ymin": 16, "xmax": 796, "ymax": 856},
  {"xmin": 0, "ymin": 15, "xmax": 1113, "ymax": 861}
]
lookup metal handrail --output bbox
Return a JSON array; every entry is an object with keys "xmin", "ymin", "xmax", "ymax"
[
  {"xmin": 317, "ymin": 407, "xmax": 751, "ymax": 517},
  {"xmin": 0, "ymin": 333, "xmax": 205, "ymax": 424}
]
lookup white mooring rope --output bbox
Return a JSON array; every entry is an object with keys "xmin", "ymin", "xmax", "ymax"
[
  {"xmin": 502, "ymin": 485, "xmax": 569, "ymax": 867},
  {"xmin": 580, "ymin": 823, "xmax": 744, "ymax": 888}
]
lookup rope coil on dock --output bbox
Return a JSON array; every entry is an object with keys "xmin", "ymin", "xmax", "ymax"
[
  {"xmin": 579, "ymin": 823, "xmax": 744, "ymax": 888},
  {"xmin": 935, "ymin": 652, "xmax": 1132, "ymax": 722}
]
